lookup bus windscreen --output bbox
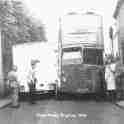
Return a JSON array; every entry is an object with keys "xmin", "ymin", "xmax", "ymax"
[{"xmin": 83, "ymin": 48, "xmax": 103, "ymax": 65}]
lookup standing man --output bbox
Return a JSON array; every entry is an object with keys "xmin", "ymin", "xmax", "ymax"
[
  {"xmin": 7, "ymin": 65, "xmax": 20, "ymax": 108},
  {"xmin": 27, "ymin": 60, "xmax": 39, "ymax": 104},
  {"xmin": 105, "ymin": 59, "xmax": 116, "ymax": 101}
]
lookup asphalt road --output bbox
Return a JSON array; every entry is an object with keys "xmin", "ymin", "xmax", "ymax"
[{"xmin": 0, "ymin": 96, "xmax": 124, "ymax": 124}]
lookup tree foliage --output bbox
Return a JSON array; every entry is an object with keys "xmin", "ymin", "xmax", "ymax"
[
  {"xmin": 0, "ymin": 0, "xmax": 47, "ymax": 78},
  {"xmin": 0, "ymin": 0, "xmax": 47, "ymax": 44}
]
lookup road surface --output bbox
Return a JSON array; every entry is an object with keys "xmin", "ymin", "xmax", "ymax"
[{"xmin": 0, "ymin": 96, "xmax": 124, "ymax": 124}]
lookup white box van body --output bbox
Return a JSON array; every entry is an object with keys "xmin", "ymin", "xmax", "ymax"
[{"xmin": 12, "ymin": 42, "xmax": 58, "ymax": 93}]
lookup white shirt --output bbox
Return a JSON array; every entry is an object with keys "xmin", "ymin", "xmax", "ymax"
[
  {"xmin": 105, "ymin": 63, "xmax": 116, "ymax": 90},
  {"xmin": 27, "ymin": 68, "xmax": 36, "ymax": 83}
]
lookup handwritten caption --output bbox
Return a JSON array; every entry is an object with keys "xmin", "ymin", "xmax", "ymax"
[{"xmin": 36, "ymin": 113, "xmax": 87, "ymax": 118}]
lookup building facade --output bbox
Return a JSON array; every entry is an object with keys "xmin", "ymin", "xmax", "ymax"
[{"xmin": 113, "ymin": 0, "xmax": 124, "ymax": 64}]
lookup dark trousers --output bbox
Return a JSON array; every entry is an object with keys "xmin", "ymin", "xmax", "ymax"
[
  {"xmin": 11, "ymin": 87, "xmax": 19, "ymax": 107},
  {"xmin": 116, "ymin": 75, "xmax": 124, "ymax": 100},
  {"xmin": 28, "ymin": 83, "xmax": 36, "ymax": 103},
  {"xmin": 106, "ymin": 90, "xmax": 116, "ymax": 102}
]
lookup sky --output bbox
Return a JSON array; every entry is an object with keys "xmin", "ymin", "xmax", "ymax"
[{"xmin": 21, "ymin": 0, "xmax": 118, "ymax": 53}]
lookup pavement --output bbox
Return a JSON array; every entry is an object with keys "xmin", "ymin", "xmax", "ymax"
[{"xmin": 0, "ymin": 98, "xmax": 11, "ymax": 109}]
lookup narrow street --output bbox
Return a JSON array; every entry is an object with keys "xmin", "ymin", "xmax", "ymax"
[
  {"xmin": 0, "ymin": 0, "xmax": 122, "ymax": 124},
  {"xmin": 0, "ymin": 95, "xmax": 124, "ymax": 124}
]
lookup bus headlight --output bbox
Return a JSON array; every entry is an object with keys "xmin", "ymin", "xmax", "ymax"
[
  {"xmin": 62, "ymin": 76, "xmax": 66, "ymax": 82},
  {"xmin": 62, "ymin": 71, "xmax": 67, "ymax": 82}
]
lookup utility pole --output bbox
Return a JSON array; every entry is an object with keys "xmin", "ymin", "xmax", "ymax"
[
  {"xmin": 59, "ymin": 17, "xmax": 62, "ymax": 86},
  {"xmin": 109, "ymin": 26, "xmax": 114, "ymax": 56},
  {"xmin": 0, "ymin": 30, "xmax": 4, "ymax": 97},
  {"xmin": 56, "ymin": 17, "xmax": 62, "ymax": 97}
]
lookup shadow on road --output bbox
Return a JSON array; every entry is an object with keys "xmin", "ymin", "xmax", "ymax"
[
  {"xmin": 19, "ymin": 92, "xmax": 106, "ymax": 102},
  {"xmin": 55, "ymin": 92, "xmax": 106, "ymax": 102}
]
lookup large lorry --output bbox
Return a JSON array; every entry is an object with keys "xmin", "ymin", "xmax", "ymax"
[
  {"xmin": 12, "ymin": 42, "xmax": 58, "ymax": 93},
  {"xmin": 57, "ymin": 12, "xmax": 104, "ymax": 95}
]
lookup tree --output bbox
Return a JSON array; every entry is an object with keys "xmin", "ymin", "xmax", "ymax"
[
  {"xmin": 0, "ymin": 0, "xmax": 47, "ymax": 77},
  {"xmin": 0, "ymin": 0, "xmax": 46, "ymax": 44}
]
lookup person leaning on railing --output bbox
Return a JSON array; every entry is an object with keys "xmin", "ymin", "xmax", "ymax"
[{"xmin": 7, "ymin": 65, "xmax": 20, "ymax": 108}]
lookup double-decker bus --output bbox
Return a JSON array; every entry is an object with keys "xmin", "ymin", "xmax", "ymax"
[{"xmin": 56, "ymin": 12, "xmax": 104, "ymax": 95}]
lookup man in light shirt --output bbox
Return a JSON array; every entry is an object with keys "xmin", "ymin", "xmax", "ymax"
[
  {"xmin": 27, "ymin": 60, "xmax": 39, "ymax": 104},
  {"xmin": 105, "ymin": 58, "xmax": 116, "ymax": 101}
]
